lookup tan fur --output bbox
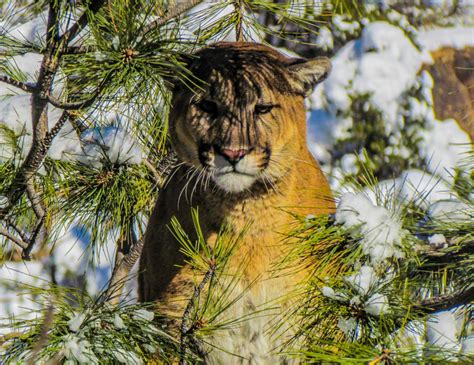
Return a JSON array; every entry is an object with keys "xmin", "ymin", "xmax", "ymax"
[{"xmin": 139, "ymin": 43, "xmax": 335, "ymax": 363}]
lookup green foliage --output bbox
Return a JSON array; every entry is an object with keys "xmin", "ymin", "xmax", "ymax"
[{"xmin": 44, "ymin": 157, "xmax": 157, "ymax": 247}]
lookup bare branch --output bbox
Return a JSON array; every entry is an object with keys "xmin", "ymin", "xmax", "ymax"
[
  {"xmin": 21, "ymin": 181, "xmax": 48, "ymax": 260},
  {"xmin": 106, "ymin": 224, "xmax": 144, "ymax": 305},
  {"xmin": 26, "ymin": 180, "xmax": 45, "ymax": 219},
  {"xmin": 59, "ymin": 0, "xmax": 107, "ymax": 45},
  {"xmin": 22, "ymin": 216, "xmax": 47, "ymax": 260},
  {"xmin": 122, "ymin": 237, "xmax": 144, "ymax": 270},
  {"xmin": 47, "ymin": 93, "xmax": 99, "ymax": 110},
  {"xmin": 413, "ymin": 287, "xmax": 474, "ymax": 313},
  {"xmin": 234, "ymin": 0, "xmax": 244, "ymax": 42},
  {"xmin": 46, "ymin": 0, "xmax": 60, "ymax": 47},
  {"xmin": 6, "ymin": 217, "xmax": 30, "ymax": 243},
  {"xmin": 142, "ymin": 0, "xmax": 204, "ymax": 35},
  {"xmin": 45, "ymin": 111, "xmax": 70, "ymax": 145},
  {"xmin": 47, "ymin": 72, "xmax": 112, "ymax": 111},
  {"xmin": 0, "ymin": 76, "xmax": 37, "ymax": 93},
  {"xmin": 179, "ymin": 261, "xmax": 216, "ymax": 365},
  {"xmin": 27, "ymin": 303, "xmax": 55, "ymax": 365},
  {"xmin": 144, "ymin": 159, "xmax": 162, "ymax": 182},
  {"xmin": 0, "ymin": 227, "xmax": 29, "ymax": 250}
]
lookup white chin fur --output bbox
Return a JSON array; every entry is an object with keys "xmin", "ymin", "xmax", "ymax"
[{"xmin": 212, "ymin": 172, "xmax": 256, "ymax": 193}]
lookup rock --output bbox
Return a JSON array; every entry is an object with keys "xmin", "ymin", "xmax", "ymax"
[{"xmin": 423, "ymin": 47, "xmax": 474, "ymax": 140}]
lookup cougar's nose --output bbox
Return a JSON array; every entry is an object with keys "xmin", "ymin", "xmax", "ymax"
[{"xmin": 219, "ymin": 148, "xmax": 249, "ymax": 164}]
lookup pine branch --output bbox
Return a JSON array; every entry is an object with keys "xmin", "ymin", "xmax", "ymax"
[
  {"xmin": 142, "ymin": 0, "xmax": 204, "ymax": 35},
  {"xmin": 179, "ymin": 261, "xmax": 216, "ymax": 365},
  {"xmin": 0, "ymin": 76, "xmax": 37, "ymax": 93},
  {"xmin": 1, "ymin": 1, "xmax": 109, "ymax": 216}
]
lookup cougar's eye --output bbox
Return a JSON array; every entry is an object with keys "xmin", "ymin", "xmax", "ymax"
[
  {"xmin": 255, "ymin": 104, "xmax": 275, "ymax": 115},
  {"xmin": 196, "ymin": 99, "xmax": 218, "ymax": 115}
]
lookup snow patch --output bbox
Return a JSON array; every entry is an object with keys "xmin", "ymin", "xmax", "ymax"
[
  {"xmin": 68, "ymin": 313, "xmax": 86, "ymax": 332},
  {"xmin": 426, "ymin": 310, "xmax": 463, "ymax": 352},
  {"xmin": 78, "ymin": 126, "xmax": 145, "ymax": 167},
  {"xmin": 428, "ymin": 233, "xmax": 447, "ymax": 247},
  {"xmin": 132, "ymin": 309, "xmax": 154, "ymax": 322},
  {"xmin": 344, "ymin": 265, "xmax": 378, "ymax": 296},
  {"xmin": 336, "ymin": 193, "xmax": 408, "ymax": 263},
  {"xmin": 324, "ymin": 22, "xmax": 422, "ymax": 125},
  {"xmin": 365, "ymin": 292, "xmax": 389, "ymax": 316},
  {"xmin": 418, "ymin": 26, "xmax": 474, "ymax": 52},
  {"xmin": 427, "ymin": 200, "xmax": 473, "ymax": 222},
  {"xmin": 418, "ymin": 119, "xmax": 471, "ymax": 184}
]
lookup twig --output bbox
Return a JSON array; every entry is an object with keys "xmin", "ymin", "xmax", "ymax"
[
  {"xmin": 413, "ymin": 287, "xmax": 474, "ymax": 313},
  {"xmin": 59, "ymin": 0, "xmax": 107, "ymax": 45},
  {"xmin": 47, "ymin": 71, "xmax": 112, "ymax": 110},
  {"xmin": 6, "ymin": 217, "xmax": 30, "ymax": 243},
  {"xmin": 27, "ymin": 303, "xmax": 55, "ymax": 365},
  {"xmin": 143, "ymin": 159, "xmax": 162, "ymax": 182},
  {"xmin": 142, "ymin": 0, "xmax": 203, "ymax": 35},
  {"xmin": 0, "ymin": 332, "xmax": 23, "ymax": 346},
  {"xmin": 44, "ymin": 111, "xmax": 70, "ymax": 145},
  {"xmin": 179, "ymin": 261, "xmax": 216, "ymax": 365},
  {"xmin": 0, "ymin": 76, "xmax": 37, "ymax": 93},
  {"xmin": 47, "ymin": 94, "xmax": 99, "ymax": 110},
  {"xmin": 121, "ymin": 236, "xmax": 144, "ymax": 269},
  {"xmin": 45, "ymin": 0, "xmax": 60, "ymax": 47},
  {"xmin": 26, "ymin": 180, "xmax": 45, "ymax": 220},
  {"xmin": 22, "ymin": 181, "xmax": 48, "ymax": 260},
  {"xmin": 106, "ymin": 224, "xmax": 144, "ymax": 305},
  {"xmin": 64, "ymin": 45, "xmax": 96, "ymax": 54},
  {"xmin": 22, "ymin": 216, "xmax": 46, "ymax": 260},
  {"xmin": 0, "ymin": 227, "xmax": 28, "ymax": 250},
  {"xmin": 234, "ymin": 0, "xmax": 244, "ymax": 42},
  {"xmin": 369, "ymin": 349, "xmax": 392, "ymax": 365}
]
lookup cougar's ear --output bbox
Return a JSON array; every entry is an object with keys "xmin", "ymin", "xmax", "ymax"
[{"xmin": 287, "ymin": 57, "xmax": 332, "ymax": 96}]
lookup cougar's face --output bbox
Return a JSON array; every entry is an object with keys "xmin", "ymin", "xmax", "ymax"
[
  {"xmin": 168, "ymin": 43, "xmax": 331, "ymax": 194},
  {"xmin": 187, "ymin": 84, "xmax": 283, "ymax": 193}
]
